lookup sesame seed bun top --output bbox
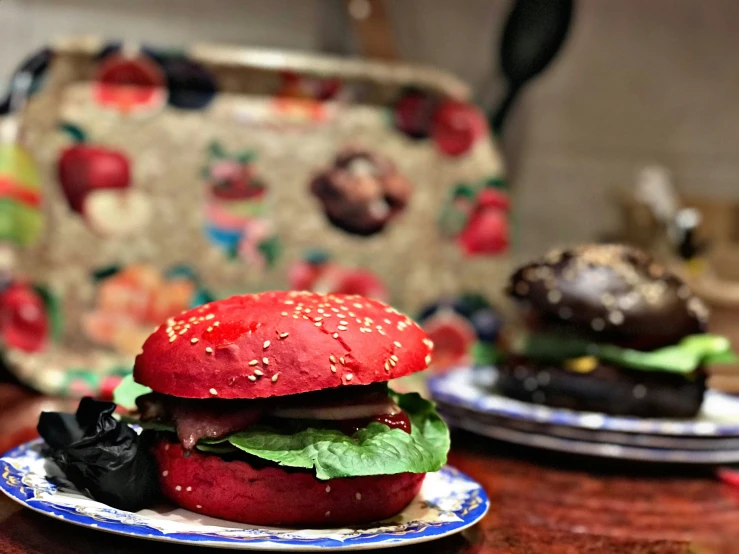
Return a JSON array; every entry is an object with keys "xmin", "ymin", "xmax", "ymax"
[
  {"xmin": 507, "ymin": 244, "xmax": 708, "ymax": 350},
  {"xmin": 133, "ymin": 291, "xmax": 434, "ymax": 399}
]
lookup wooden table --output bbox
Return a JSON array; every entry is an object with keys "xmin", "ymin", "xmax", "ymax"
[{"xmin": 2, "ymin": 372, "xmax": 739, "ymax": 553}]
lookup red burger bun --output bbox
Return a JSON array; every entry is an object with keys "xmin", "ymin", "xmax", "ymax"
[
  {"xmin": 154, "ymin": 440, "xmax": 426, "ymax": 526},
  {"xmin": 134, "ymin": 291, "xmax": 433, "ymax": 399}
]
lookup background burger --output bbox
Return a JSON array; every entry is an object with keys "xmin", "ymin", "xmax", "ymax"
[
  {"xmin": 497, "ymin": 244, "xmax": 736, "ymax": 418},
  {"xmin": 113, "ymin": 291, "xmax": 447, "ymax": 526}
]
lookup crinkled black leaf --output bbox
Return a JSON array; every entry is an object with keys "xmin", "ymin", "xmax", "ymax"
[{"xmin": 37, "ymin": 397, "xmax": 160, "ymax": 512}]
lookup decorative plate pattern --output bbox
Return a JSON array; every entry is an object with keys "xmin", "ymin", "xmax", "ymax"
[
  {"xmin": 428, "ymin": 366, "xmax": 739, "ymax": 436},
  {"xmin": 0, "ymin": 439, "xmax": 488, "ymax": 551}
]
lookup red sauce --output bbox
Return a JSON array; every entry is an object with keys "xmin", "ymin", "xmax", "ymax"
[{"xmin": 337, "ymin": 410, "xmax": 411, "ymax": 436}]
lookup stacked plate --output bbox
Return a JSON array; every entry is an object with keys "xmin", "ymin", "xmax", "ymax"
[{"xmin": 428, "ymin": 366, "xmax": 739, "ymax": 464}]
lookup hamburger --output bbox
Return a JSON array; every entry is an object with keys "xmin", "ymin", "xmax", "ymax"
[
  {"xmin": 497, "ymin": 244, "xmax": 736, "ymax": 418},
  {"xmin": 121, "ymin": 291, "xmax": 447, "ymax": 526}
]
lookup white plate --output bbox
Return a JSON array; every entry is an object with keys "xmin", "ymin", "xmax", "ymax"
[{"xmin": 0, "ymin": 439, "xmax": 488, "ymax": 551}]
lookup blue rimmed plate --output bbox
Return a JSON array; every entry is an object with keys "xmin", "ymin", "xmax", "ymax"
[
  {"xmin": 0, "ymin": 439, "xmax": 488, "ymax": 551},
  {"xmin": 428, "ymin": 366, "xmax": 739, "ymax": 463}
]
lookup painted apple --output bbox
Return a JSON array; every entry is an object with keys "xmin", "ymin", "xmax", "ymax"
[
  {"xmin": 0, "ymin": 283, "xmax": 48, "ymax": 352},
  {"xmin": 458, "ymin": 189, "xmax": 510, "ymax": 255},
  {"xmin": 431, "ymin": 100, "xmax": 487, "ymax": 157},
  {"xmin": 84, "ymin": 189, "xmax": 152, "ymax": 236},
  {"xmin": 289, "ymin": 252, "xmax": 388, "ymax": 301}
]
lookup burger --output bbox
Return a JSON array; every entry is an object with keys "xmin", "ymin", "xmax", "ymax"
[
  {"xmin": 118, "ymin": 291, "xmax": 446, "ymax": 526},
  {"xmin": 497, "ymin": 244, "xmax": 736, "ymax": 418}
]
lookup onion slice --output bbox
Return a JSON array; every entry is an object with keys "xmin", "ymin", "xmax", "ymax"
[{"xmin": 270, "ymin": 398, "xmax": 401, "ymax": 420}]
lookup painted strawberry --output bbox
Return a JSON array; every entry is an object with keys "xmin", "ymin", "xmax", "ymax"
[
  {"xmin": 431, "ymin": 100, "xmax": 487, "ymax": 157},
  {"xmin": 0, "ymin": 282, "xmax": 48, "ymax": 352}
]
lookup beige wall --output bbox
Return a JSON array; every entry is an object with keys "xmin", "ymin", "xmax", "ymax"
[{"xmin": 4, "ymin": 0, "xmax": 739, "ymax": 256}]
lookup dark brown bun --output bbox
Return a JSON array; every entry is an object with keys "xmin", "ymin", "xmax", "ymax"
[
  {"xmin": 497, "ymin": 357, "xmax": 706, "ymax": 419},
  {"xmin": 507, "ymin": 244, "xmax": 708, "ymax": 350},
  {"xmin": 154, "ymin": 440, "xmax": 425, "ymax": 526},
  {"xmin": 134, "ymin": 291, "xmax": 433, "ymax": 399}
]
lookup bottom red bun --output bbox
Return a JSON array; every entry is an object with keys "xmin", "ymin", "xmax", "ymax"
[{"xmin": 153, "ymin": 440, "xmax": 426, "ymax": 526}]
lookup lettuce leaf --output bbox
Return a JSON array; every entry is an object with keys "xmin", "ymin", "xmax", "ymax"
[
  {"xmin": 226, "ymin": 392, "xmax": 448, "ymax": 480},
  {"xmin": 518, "ymin": 333, "xmax": 738, "ymax": 374},
  {"xmin": 113, "ymin": 377, "xmax": 450, "ymax": 480},
  {"xmin": 113, "ymin": 374, "xmax": 152, "ymax": 411}
]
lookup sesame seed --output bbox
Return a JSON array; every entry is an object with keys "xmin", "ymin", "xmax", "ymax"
[
  {"xmin": 339, "ymin": 320, "xmax": 348, "ymax": 325},
  {"xmin": 346, "ymin": 373, "xmax": 353, "ymax": 381},
  {"xmin": 175, "ymin": 485, "xmax": 182, "ymax": 491},
  {"xmin": 333, "ymin": 333, "xmax": 339, "ymax": 338},
  {"xmin": 315, "ymin": 321, "xmax": 322, "ymax": 327},
  {"xmin": 205, "ymin": 347, "xmax": 213, "ymax": 354},
  {"xmin": 325, "ymin": 485, "xmax": 331, "ymax": 493},
  {"xmin": 348, "ymin": 312, "xmax": 356, "ymax": 317},
  {"xmin": 353, "ymin": 303, "xmax": 362, "ymax": 308},
  {"xmin": 209, "ymin": 388, "xmax": 218, "ymax": 395},
  {"xmin": 272, "ymin": 374, "xmax": 279, "ymax": 383},
  {"xmin": 394, "ymin": 341, "xmax": 402, "ymax": 348},
  {"xmin": 169, "ymin": 337, "xmax": 176, "ymax": 343},
  {"xmin": 179, "ymin": 329, "xmax": 187, "ymax": 335},
  {"xmin": 213, "ymin": 322, "xmax": 220, "ymax": 327},
  {"xmin": 249, "ymin": 359, "xmax": 258, "ymax": 366},
  {"xmin": 284, "ymin": 300, "xmax": 294, "ymax": 305},
  {"xmin": 188, "ymin": 317, "xmax": 196, "ymax": 322},
  {"xmin": 248, "ymin": 375, "xmax": 257, "ymax": 382},
  {"xmin": 331, "ymin": 308, "xmax": 339, "ymax": 313},
  {"xmin": 186, "ymin": 486, "xmax": 192, "ymax": 492},
  {"xmin": 206, "ymin": 326, "xmax": 213, "ymax": 332},
  {"xmin": 254, "ymin": 369, "xmax": 263, "ymax": 376},
  {"xmin": 263, "ymin": 357, "xmax": 269, "ymax": 365},
  {"xmin": 331, "ymin": 364, "xmax": 336, "ymax": 372},
  {"xmin": 385, "ymin": 362, "xmax": 390, "ymax": 371},
  {"xmin": 205, "ymin": 314, "xmax": 215, "ymax": 320},
  {"xmin": 191, "ymin": 338, "xmax": 199, "ymax": 344},
  {"xmin": 162, "ymin": 470, "xmax": 169, "ymax": 477},
  {"xmin": 378, "ymin": 329, "xmax": 386, "ymax": 335},
  {"xmin": 317, "ymin": 308, "xmax": 325, "ymax": 313},
  {"xmin": 279, "ymin": 332, "xmax": 289, "ymax": 339},
  {"xmin": 330, "ymin": 355, "xmax": 336, "ymax": 363},
  {"xmin": 340, "ymin": 357, "xmax": 345, "ymax": 365},
  {"xmin": 425, "ymin": 354, "xmax": 432, "ymax": 365},
  {"xmin": 281, "ymin": 312, "xmax": 288, "ymax": 316},
  {"xmin": 355, "ymin": 493, "xmax": 362, "ymax": 500},
  {"xmin": 304, "ymin": 308, "xmax": 311, "ymax": 314},
  {"xmin": 338, "ymin": 325, "xmax": 347, "ymax": 331},
  {"xmin": 263, "ymin": 340, "xmax": 271, "ymax": 349},
  {"xmin": 390, "ymin": 354, "xmax": 399, "ymax": 362},
  {"xmin": 196, "ymin": 505, "xmax": 202, "ymax": 509},
  {"xmin": 293, "ymin": 315, "xmax": 299, "ymax": 319}
]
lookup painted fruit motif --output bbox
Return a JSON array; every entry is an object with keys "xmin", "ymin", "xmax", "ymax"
[
  {"xmin": 431, "ymin": 100, "xmax": 487, "ymax": 157},
  {"xmin": 439, "ymin": 180, "xmax": 510, "ymax": 257},
  {"xmin": 143, "ymin": 49, "xmax": 217, "ymax": 110},
  {"xmin": 393, "ymin": 89, "xmax": 438, "ymax": 140},
  {"xmin": 288, "ymin": 251, "xmax": 388, "ymax": 301},
  {"xmin": 82, "ymin": 265, "xmax": 197, "ymax": 355},
  {"xmin": 93, "ymin": 52, "xmax": 167, "ymax": 115},
  {"xmin": 418, "ymin": 294, "xmax": 502, "ymax": 369},
  {"xmin": 56, "ymin": 124, "xmax": 151, "ymax": 237},
  {"xmin": 0, "ymin": 142, "xmax": 43, "ymax": 247},
  {"xmin": 0, "ymin": 282, "xmax": 49, "ymax": 352},
  {"xmin": 203, "ymin": 142, "xmax": 279, "ymax": 269}
]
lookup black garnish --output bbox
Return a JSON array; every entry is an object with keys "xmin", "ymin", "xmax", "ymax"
[{"xmin": 37, "ymin": 397, "xmax": 161, "ymax": 512}]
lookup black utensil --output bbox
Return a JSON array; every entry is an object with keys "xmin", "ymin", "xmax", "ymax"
[{"xmin": 491, "ymin": 0, "xmax": 575, "ymax": 134}]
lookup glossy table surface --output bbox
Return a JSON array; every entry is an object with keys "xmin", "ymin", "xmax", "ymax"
[{"xmin": 1, "ymin": 364, "xmax": 738, "ymax": 553}]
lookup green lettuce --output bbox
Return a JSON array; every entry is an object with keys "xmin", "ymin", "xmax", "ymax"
[
  {"xmin": 114, "ymin": 374, "xmax": 153, "ymax": 411},
  {"xmin": 113, "ymin": 377, "xmax": 449, "ymax": 480},
  {"xmin": 518, "ymin": 333, "xmax": 738, "ymax": 375}
]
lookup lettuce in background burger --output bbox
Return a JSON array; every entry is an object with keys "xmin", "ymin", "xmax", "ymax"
[
  {"xmin": 497, "ymin": 244, "xmax": 736, "ymax": 418},
  {"xmin": 112, "ymin": 291, "xmax": 447, "ymax": 526}
]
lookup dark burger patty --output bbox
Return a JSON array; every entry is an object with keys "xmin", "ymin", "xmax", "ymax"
[{"xmin": 497, "ymin": 356, "xmax": 706, "ymax": 419}]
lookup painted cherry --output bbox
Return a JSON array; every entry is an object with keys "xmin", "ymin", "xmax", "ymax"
[
  {"xmin": 0, "ymin": 283, "xmax": 48, "ymax": 352},
  {"xmin": 431, "ymin": 100, "xmax": 487, "ymax": 157},
  {"xmin": 393, "ymin": 90, "xmax": 437, "ymax": 140}
]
